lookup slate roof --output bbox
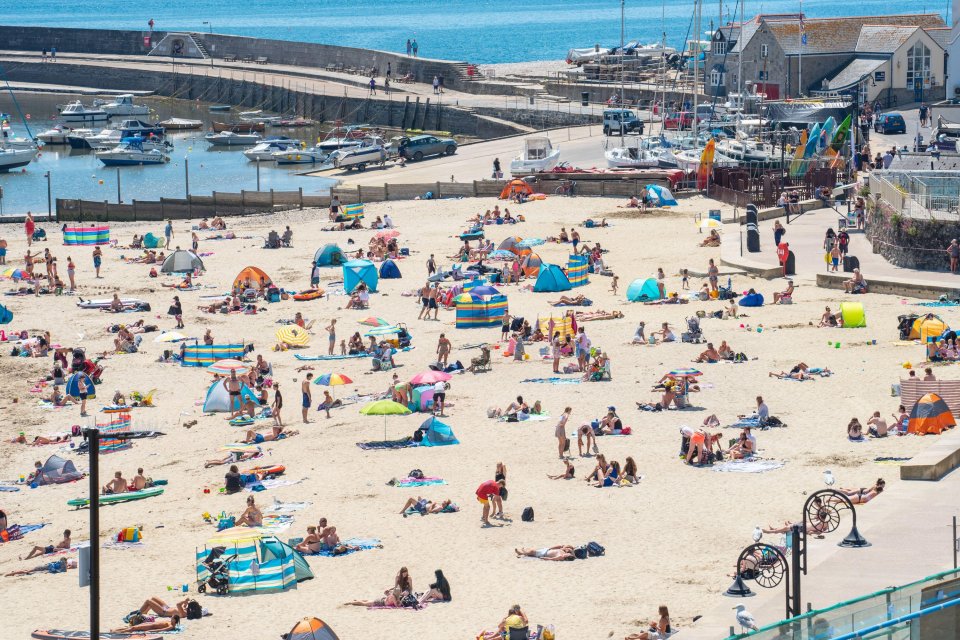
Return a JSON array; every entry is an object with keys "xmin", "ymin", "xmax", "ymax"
[
  {"xmin": 856, "ymin": 25, "xmax": 919, "ymax": 53},
  {"xmin": 827, "ymin": 58, "xmax": 886, "ymax": 90},
  {"xmin": 764, "ymin": 14, "xmax": 944, "ymax": 55}
]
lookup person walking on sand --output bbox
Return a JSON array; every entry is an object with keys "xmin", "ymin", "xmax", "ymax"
[
  {"xmin": 555, "ymin": 407, "xmax": 571, "ymax": 459},
  {"xmin": 326, "ymin": 319, "xmax": 337, "ymax": 355},
  {"xmin": 25, "ymin": 212, "xmax": 35, "ymax": 247},
  {"xmin": 272, "ymin": 383, "xmax": 283, "ymax": 427},
  {"xmin": 92, "ymin": 246, "xmax": 102, "ymax": 279},
  {"xmin": 436, "ymin": 333, "xmax": 451, "ymax": 367},
  {"xmin": 551, "ymin": 331, "xmax": 562, "ymax": 373},
  {"xmin": 707, "ymin": 258, "xmax": 719, "ymax": 293},
  {"xmin": 164, "ymin": 219, "xmax": 173, "ymax": 250},
  {"xmin": 427, "ymin": 253, "xmax": 436, "ymax": 276},
  {"xmin": 301, "ymin": 373, "xmax": 313, "ymax": 423}
]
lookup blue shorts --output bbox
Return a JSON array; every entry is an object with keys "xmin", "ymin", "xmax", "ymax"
[
  {"xmin": 302, "ymin": 392, "xmax": 310, "ymax": 409},
  {"xmin": 93, "ymin": 257, "xmax": 101, "ymax": 267},
  {"xmin": 0, "ymin": 248, "xmax": 6, "ymax": 257},
  {"xmin": 253, "ymin": 433, "xmax": 265, "ymax": 444}
]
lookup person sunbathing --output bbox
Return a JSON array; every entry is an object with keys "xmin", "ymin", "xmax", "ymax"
[
  {"xmin": 652, "ymin": 322, "xmax": 675, "ymax": 342},
  {"xmin": 839, "ymin": 479, "xmax": 885, "ymax": 504},
  {"xmin": 700, "ymin": 229, "xmax": 721, "ymax": 247},
  {"xmin": 625, "ymin": 606, "xmax": 672, "ymax": 640},
  {"xmin": 24, "ymin": 529, "xmax": 71, "ymax": 559},
  {"xmin": 242, "ymin": 426, "xmax": 298, "ymax": 444},
  {"xmin": 137, "ymin": 596, "xmax": 191, "ymax": 618},
  {"xmin": 724, "ymin": 299, "xmax": 739, "ymax": 319},
  {"xmin": 763, "ymin": 499, "xmax": 829, "ymax": 535},
  {"xmin": 5, "ymin": 557, "xmax": 76, "ymax": 576},
  {"xmin": 236, "ymin": 495, "xmax": 263, "ymax": 527},
  {"xmin": 773, "ymin": 280, "xmax": 794, "ymax": 303},
  {"xmin": 769, "ymin": 363, "xmax": 813, "ymax": 380},
  {"xmin": 345, "ymin": 591, "xmax": 401, "ymax": 608},
  {"xmin": 550, "ymin": 294, "xmax": 586, "ymax": 306},
  {"xmin": 848, "ymin": 418, "xmax": 865, "ymax": 441},
  {"xmin": 577, "ymin": 310, "xmax": 624, "ymax": 321},
  {"xmin": 693, "ymin": 343, "xmax": 721, "ymax": 363},
  {"xmin": 726, "ymin": 428, "xmax": 756, "ymax": 459},
  {"xmin": 515, "ymin": 545, "xmax": 576, "ymax": 561},
  {"xmin": 584, "ymin": 454, "xmax": 609, "ymax": 483},
  {"xmin": 111, "ymin": 616, "xmax": 180, "ymax": 634},
  {"xmin": 102, "ymin": 471, "xmax": 129, "ymax": 495},
  {"xmin": 717, "ymin": 341, "xmax": 734, "ymax": 359},
  {"xmin": 204, "ymin": 449, "xmax": 261, "ymax": 467},
  {"xmin": 643, "ymin": 292, "xmax": 687, "ymax": 305},
  {"xmin": 10, "ymin": 432, "xmax": 71, "ymax": 445},
  {"xmin": 400, "ymin": 497, "xmax": 455, "ymax": 516},
  {"xmin": 547, "ymin": 460, "xmax": 575, "ymax": 479},
  {"xmin": 598, "ymin": 409, "xmax": 623, "ymax": 434},
  {"xmin": 294, "ymin": 526, "xmax": 322, "ymax": 554}
]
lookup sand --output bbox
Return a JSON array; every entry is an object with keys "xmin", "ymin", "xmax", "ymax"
[{"xmin": 0, "ymin": 195, "xmax": 940, "ymax": 640}]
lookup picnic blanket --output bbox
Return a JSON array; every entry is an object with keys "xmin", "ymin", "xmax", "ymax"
[
  {"xmin": 915, "ymin": 301, "xmax": 960, "ymax": 307},
  {"xmin": 295, "ymin": 346, "xmax": 414, "ymax": 361},
  {"xmin": 102, "ymin": 539, "xmax": 146, "ymax": 550},
  {"xmin": 712, "ymin": 459, "xmax": 785, "ymax": 473},
  {"xmin": 521, "ymin": 377, "xmax": 582, "ymax": 385},
  {"xmin": 304, "ymin": 537, "xmax": 382, "ymax": 558},
  {"xmin": 499, "ymin": 413, "xmax": 550, "ymax": 423},
  {"xmin": 394, "ymin": 477, "xmax": 445, "ymax": 488},
  {"xmin": 357, "ymin": 437, "xmax": 418, "ymax": 450}
]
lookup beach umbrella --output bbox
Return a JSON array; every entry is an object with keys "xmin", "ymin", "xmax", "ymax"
[
  {"xmin": 314, "ymin": 372, "xmax": 353, "ymax": 398},
  {"xmin": 666, "ymin": 368, "xmax": 702, "ymax": 378},
  {"xmin": 375, "ymin": 230, "xmax": 400, "ymax": 239},
  {"xmin": 276, "ymin": 325, "xmax": 310, "ymax": 347},
  {"xmin": 488, "ymin": 250, "xmax": 516, "ymax": 261},
  {"xmin": 453, "ymin": 293, "xmax": 481, "ymax": 304},
  {"xmin": 153, "ymin": 331, "xmax": 187, "ymax": 343},
  {"xmin": 517, "ymin": 238, "xmax": 545, "ymax": 248},
  {"xmin": 1, "ymin": 267, "xmax": 27, "ymax": 280},
  {"xmin": 207, "ymin": 359, "xmax": 250, "ymax": 376},
  {"xmin": 359, "ymin": 317, "xmax": 391, "ymax": 327},
  {"xmin": 360, "ymin": 399, "xmax": 412, "ymax": 440},
  {"xmin": 409, "ymin": 370, "xmax": 452, "ymax": 386},
  {"xmin": 470, "ymin": 285, "xmax": 501, "ymax": 297},
  {"xmin": 364, "ymin": 324, "xmax": 401, "ymax": 337},
  {"xmin": 699, "ymin": 218, "xmax": 722, "ymax": 230}
]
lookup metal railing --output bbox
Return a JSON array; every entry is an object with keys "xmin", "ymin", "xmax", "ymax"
[{"xmin": 871, "ymin": 171, "xmax": 960, "ymax": 220}]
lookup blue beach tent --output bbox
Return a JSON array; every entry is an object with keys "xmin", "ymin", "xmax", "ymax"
[
  {"xmin": 314, "ymin": 244, "xmax": 346, "ymax": 267},
  {"xmin": 626, "ymin": 278, "xmax": 661, "ymax": 302},
  {"xmin": 0, "ymin": 304, "xmax": 12, "ymax": 325},
  {"xmin": 203, "ymin": 379, "xmax": 260, "ymax": 413},
  {"xmin": 65, "ymin": 372, "xmax": 96, "ymax": 399},
  {"xmin": 379, "ymin": 259, "xmax": 402, "ymax": 279},
  {"xmin": 419, "ymin": 416, "xmax": 460, "ymax": 446},
  {"xmin": 533, "ymin": 263, "xmax": 571, "ymax": 293},
  {"xmin": 342, "ymin": 259, "xmax": 379, "ymax": 293},
  {"xmin": 645, "ymin": 184, "xmax": 677, "ymax": 207}
]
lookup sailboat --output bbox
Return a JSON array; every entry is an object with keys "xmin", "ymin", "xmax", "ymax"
[{"xmin": 0, "ymin": 69, "xmax": 40, "ymax": 171}]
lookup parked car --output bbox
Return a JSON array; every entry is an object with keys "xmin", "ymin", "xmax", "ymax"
[
  {"xmin": 397, "ymin": 134, "xmax": 457, "ymax": 160},
  {"xmin": 602, "ymin": 109, "xmax": 644, "ymax": 136},
  {"xmin": 663, "ymin": 111, "xmax": 694, "ymax": 130},
  {"xmin": 874, "ymin": 113, "xmax": 906, "ymax": 135}
]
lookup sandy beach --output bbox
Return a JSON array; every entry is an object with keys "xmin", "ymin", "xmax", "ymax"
[{"xmin": 0, "ymin": 195, "xmax": 943, "ymax": 640}]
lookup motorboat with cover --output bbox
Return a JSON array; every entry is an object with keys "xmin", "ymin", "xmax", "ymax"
[
  {"xmin": 96, "ymin": 139, "xmax": 170, "ymax": 166},
  {"xmin": 205, "ymin": 131, "xmax": 262, "ymax": 146},
  {"xmin": 509, "ymin": 136, "xmax": 561, "ymax": 174}
]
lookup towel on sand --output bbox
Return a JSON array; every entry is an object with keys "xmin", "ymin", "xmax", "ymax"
[
  {"xmin": 521, "ymin": 377, "xmax": 581, "ymax": 385},
  {"xmin": 395, "ymin": 477, "xmax": 446, "ymax": 488},
  {"xmin": 712, "ymin": 459, "xmax": 785, "ymax": 473},
  {"xmin": 1, "ymin": 523, "xmax": 46, "ymax": 542},
  {"xmin": 304, "ymin": 537, "xmax": 382, "ymax": 557},
  {"xmin": 357, "ymin": 438, "xmax": 418, "ymax": 450}
]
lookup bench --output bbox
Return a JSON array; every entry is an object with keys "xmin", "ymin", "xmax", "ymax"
[
  {"xmin": 223, "ymin": 54, "xmax": 237, "ymax": 62},
  {"xmin": 255, "ymin": 56, "xmax": 268, "ymax": 65},
  {"xmin": 241, "ymin": 54, "xmax": 253, "ymax": 63}
]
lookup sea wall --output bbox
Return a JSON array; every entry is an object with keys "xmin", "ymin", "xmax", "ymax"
[
  {"xmin": 866, "ymin": 194, "xmax": 958, "ymax": 271},
  {"xmin": 2, "ymin": 61, "xmax": 598, "ymax": 137}
]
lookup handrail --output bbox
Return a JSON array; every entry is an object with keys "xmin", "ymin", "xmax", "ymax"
[{"xmin": 830, "ymin": 595, "xmax": 960, "ymax": 640}]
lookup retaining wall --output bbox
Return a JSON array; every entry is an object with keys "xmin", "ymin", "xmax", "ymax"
[{"xmin": 866, "ymin": 194, "xmax": 960, "ymax": 272}]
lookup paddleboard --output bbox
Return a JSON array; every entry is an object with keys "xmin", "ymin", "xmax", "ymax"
[
  {"xmin": 67, "ymin": 486, "xmax": 164, "ymax": 508},
  {"xmin": 76, "ymin": 298, "xmax": 145, "ymax": 309},
  {"xmin": 33, "ymin": 631, "xmax": 162, "ymax": 640}
]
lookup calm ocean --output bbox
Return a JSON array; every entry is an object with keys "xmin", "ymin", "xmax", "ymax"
[{"xmin": 3, "ymin": 0, "xmax": 948, "ymax": 63}]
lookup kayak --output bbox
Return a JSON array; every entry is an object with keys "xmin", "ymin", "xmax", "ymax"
[
  {"xmin": 67, "ymin": 486, "xmax": 164, "ymax": 508},
  {"xmin": 33, "ymin": 631, "xmax": 162, "ymax": 640},
  {"xmin": 293, "ymin": 288, "xmax": 324, "ymax": 301},
  {"xmin": 245, "ymin": 464, "xmax": 285, "ymax": 478}
]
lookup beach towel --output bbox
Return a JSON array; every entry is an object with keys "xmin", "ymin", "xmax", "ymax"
[
  {"xmin": 305, "ymin": 537, "xmax": 382, "ymax": 558},
  {"xmin": 1, "ymin": 523, "xmax": 45, "ymax": 542},
  {"xmin": 102, "ymin": 539, "xmax": 146, "ymax": 550},
  {"xmin": 499, "ymin": 413, "xmax": 550, "ymax": 423},
  {"xmin": 713, "ymin": 459, "xmax": 785, "ymax": 473},
  {"xmin": 356, "ymin": 438, "xmax": 418, "ymax": 450},
  {"xmin": 916, "ymin": 301, "xmax": 960, "ymax": 307},
  {"xmin": 0, "ymin": 485, "xmax": 21, "ymax": 492},
  {"xmin": 265, "ymin": 501, "xmax": 311, "ymax": 514},
  {"xmin": 394, "ymin": 477, "xmax": 446, "ymax": 488},
  {"xmin": 521, "ymin": 377, "xmax": 582, "ymax": 385},
  {"xmin": 295, "ymin": 346, "xmax": 414, "ymax": 361},
  {"xmin": 244, "ymin": 478, "xmax": 304, "ymax": 493}
]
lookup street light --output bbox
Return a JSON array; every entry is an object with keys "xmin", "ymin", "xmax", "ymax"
[
  {"xmin": 203, "ymin": 21, "xmax": 212, "ymax": 33},
  {"xmin": 44, "ymin": 171, "xmax": 52, "ymax": 218},
  {"xmin": 725, "ymin": 533, "xmax": 799, "ymax": 619}
]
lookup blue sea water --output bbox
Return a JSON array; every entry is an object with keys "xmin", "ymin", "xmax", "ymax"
[{"xmin": 2, "ymin": 0, "xmax": 949, "ymax": 64}]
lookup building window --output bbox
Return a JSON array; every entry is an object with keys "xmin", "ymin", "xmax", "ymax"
[
  {"xmin": 710, "ymin": 68, "xmax": 725, "ymax": 86},
  {"xmin": 874, "ymin": 71, "xmax": 885, "ymax": 82},
  {"xmin": 760, "ymin": 44, "xmax": 768, "ymax": 58},
  {"xmin": 906, "ymin": 42, "xmax": 931, "ymax": 89},
  {"xmin": 714, "ymin": 40, "xmax": 727, "ymax": 55},
  {"xmin": 757, "ymin": 70, "xmax": 766, "ymax": 80}
]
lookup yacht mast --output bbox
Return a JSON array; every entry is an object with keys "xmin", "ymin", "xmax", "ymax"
[{"xmin": 693, "ymin": 0, "xmax": 701, "ymax": 141}]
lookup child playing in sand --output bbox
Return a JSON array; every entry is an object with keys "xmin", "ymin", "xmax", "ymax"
[
  {"xmin": 681, "ymin": 268, "xmax": 689, "ymax": 289},
  {"xmin": 610, "ymin": 274, "xmax": 619, "ymax": 295}
]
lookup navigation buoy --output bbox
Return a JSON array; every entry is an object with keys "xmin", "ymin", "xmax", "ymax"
[{"xmin": 98, "ymin": 180, "xmax": 104, "ymax": 185}]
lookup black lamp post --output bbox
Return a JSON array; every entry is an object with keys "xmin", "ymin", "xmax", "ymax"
[{"xmin": 725, "ymin": 539, "xmax": 799, "ymax": 619}]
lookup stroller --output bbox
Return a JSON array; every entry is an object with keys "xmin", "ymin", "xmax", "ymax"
[
  {"xmin": 717, "ymin": 277, "xmax": 736, "ymax": 300},
  {"xmin": 396, "ymin": 323, "xmax": 412, "ymax": 348},
  {"xmin": 897, "ymin": 314, "xmax": 919, "ymax": 341},
  {"xmin": 197, "ymin": 546, "xmax": 235, "ymax": 595},
  {"xmin": 681, "ymin": 316, "xmax": 704, "ymax": 343}
]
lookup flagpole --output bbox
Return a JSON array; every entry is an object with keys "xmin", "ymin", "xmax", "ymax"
[{"xmin": 798, "ymin": 0, "xmax": 803, "ymax": 97}]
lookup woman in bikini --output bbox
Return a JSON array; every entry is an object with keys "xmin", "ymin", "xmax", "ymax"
[
  {"xmin": 111, "ymin": 616, "xmax": 180, "ymax": 633},
  {"xmin": 555, "ymin": 407, "xmax": 572, "ymax": 459},
  {"xmin": 236, "ymin": 495, "xmax": 263, "ymax": 527},
  {"xmin": 839, "ymin": 478, "xmax": 885, "ymax": 504}
]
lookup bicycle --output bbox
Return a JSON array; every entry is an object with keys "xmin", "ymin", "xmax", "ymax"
[{"xmin": 554, "ymin": 180, "xmax": 577, "ymax": 196}]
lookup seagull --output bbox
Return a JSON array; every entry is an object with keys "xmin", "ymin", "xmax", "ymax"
[
  {"xmin": 734, "ymin": 604, "xmax": 758, "ymax": 632},
  {"xmin": 823, "ymin": 469, "xmax": 836, "ymax": 487},
  {"xmin": 752, "ymin": 525, "xmax": 763, "ymax": 543}
]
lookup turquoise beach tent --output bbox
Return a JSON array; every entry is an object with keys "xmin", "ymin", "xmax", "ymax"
[
  {"xmin": 419, "ymin": 416, "xmax": 460, "ymax": 446},
  {"xmin": 645, "ymin": 184, "xmax": 677, "ymax": 207},
  {"xmin": 313, "ymin": 244, "xmax": 346, "ymax": 267},
  {"xmin": 65, "ymin": 372, "xmax": 96, "ymax": 399},
  {"xmin": 342, "ymin": 259, "xmax": 379, "ymax": 293},
  {"xmin": 143, "ymin": 233, "xmax": 163, "ymax": 249},
  {"xmin": 626, "ymin": 278, "xmax": 661, "ymax": 302},
  {"xmin": 0, "ymin": 304, "xmax": 12, "ymax": 325},
  {"xmin": 203, "ymin": 379, "xmax": 260, "ymax": 413},
  {"xmin": 533, "ymin": 263, "xmax": 571, "ymax": 293}
]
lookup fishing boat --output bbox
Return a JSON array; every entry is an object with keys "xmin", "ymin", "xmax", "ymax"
[
  {"xmin": 98, "ymin": 94, "xmax": 151, "ymax": 117},
  {"xmin": 272, "ymin": 145, "xmax": 329, "ymax": 164},
  {"xmin": 158, "ymin": 117, "xmax": 203, "ymax": 131},
  {"xmin": 509, "ymin": 136, "xmax": 561, "ymax": 174},
  {"xmin": 204, "ymin": 131, "xmax": 262, "ymax": 146},
  {"xmin": 275, "ymin": 117, "xmax": 314, "ymax": 127},
  {"xmin": 59, "ymin": 101, "xmax": 109, "ymax": 124},
  {"xmin": 96, "ymin": 139, "xmax": 170, "ymax": 166},
  {"xmin": 333, "ymin": 135, "xmax": 387, "ymax": 170},
  {"xmin": 0, "ymin": 147, "xmax": 38, "ymax": 172},
  {"xmin": 317, "ymin": 124, "xmax": 370, "ymax": 151},
  {"xmin": 605, "ymin": 136, "xmax": 661, "ymax": 169},
  {"xmin": 37, "ymin": 126, "xmax": 70, "ymax": 145},
  {"xmin": 243, "ymin": 138, "xmax": 301, "ymax": 161},
  {"xmin": 117, "ymin": 120, "xmax": 165, "ymax": 138},
  {"xmin": 212, "ymin": 121, "xmax": 265, "ymax": 134}
]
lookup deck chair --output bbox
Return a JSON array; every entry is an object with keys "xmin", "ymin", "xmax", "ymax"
[
  {"xmin": 469, "ymin": 346, "xmax": 492, "ymax": 373},
  {"xmin": 507, "ymin": 628, "xmax": 529, "ymax": 640}
]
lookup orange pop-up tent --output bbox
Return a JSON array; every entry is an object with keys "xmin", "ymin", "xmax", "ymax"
[
  {"xmin": 499, "ymin": 179, "xmax": 533, "ymax": 200},
  {"xmin": 907, "ymin": 393, "xmax": 957, "ymax": 435}
]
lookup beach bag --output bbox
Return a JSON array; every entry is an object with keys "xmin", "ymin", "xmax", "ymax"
[
  {"xmin": 408, "ymin": 469, "xmax": 424, "ymax": 479},
  {"xmin": 117, "ymin": 527, "xmax": 141, "ymax": 542},
  {"xmin": 573, "ymin": 546, "xmax": 588, "ymax": 560},
  {"xmin": 185, "ymin": 599, "xmax": 203, "ymax": 620},
  {"xmin": 521, "ymin": 507, "xmax": 534, "ymax": 522},
  {"xmin": 400, "ymin": 593, "xmax": 420, "ymax": 609},
  {"xmin": 587, "ymin": 541, "xmax": 605, "ymax": 557},
  {"xmin": 123, "ymin": 611, "xmax": 147, "ymax": 626}
]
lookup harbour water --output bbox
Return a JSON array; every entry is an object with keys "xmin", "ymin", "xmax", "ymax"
[
  {"xmin": 1, "ymin": 0, "xmax": 945, "ymax": 64},
  {"xmin": 0, "ymin": 93, "xmax": 338, "ymax": 216}
]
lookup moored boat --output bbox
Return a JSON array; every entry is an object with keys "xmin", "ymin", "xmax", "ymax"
[
  {"xmin": 509, "ymin": 136, "xmax": 561, "ymax": 174},
  {"xmin": 59, "ymin": 101, "xmax": 109, "ymax": 124},
  {"xmin": 158, "ymin": 118, "xmax": 203, "ymax": 131},
  {"xmin": 212, "ymin": 121, "xmax": 265, "ymax": 134},
  {"xmin": 0, "ymin": 147, "xmax": 38, "ymax": 172},
  {"xmin": 205, "ymin": 131, "xmax": 262, "ymax": 146},
  {"xmin": 96, "ymin": 140, "xmax": 170, "ymax": 166}
]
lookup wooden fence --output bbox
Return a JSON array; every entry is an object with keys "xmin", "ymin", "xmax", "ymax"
[{"xmin": 57, "ymin": 178, "xmax": 674, "ymax": 222}]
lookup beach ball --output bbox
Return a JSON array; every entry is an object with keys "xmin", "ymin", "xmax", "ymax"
[{"xmin": 903, "ymin": 362, "xmax": 912, "ymax": 369}]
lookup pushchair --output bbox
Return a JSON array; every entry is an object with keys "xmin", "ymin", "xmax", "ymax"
[
  {"xmin": 396, "ymin": 323, "xmax": 412, "ymax": 348},
  {"xmin": 717, "ymin": 277, "xmax": 735, "ymax": 300},
  {"xmin": 681, "ymin": 316, "xmax": 704, "ymax": 343},
  {"xmin": 197, "ymin": 546, "xmax": 235, "ymax": 595},
  {"xmin": 897, "ymin": 314, "xmax": 919, "ymax": 341}
]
